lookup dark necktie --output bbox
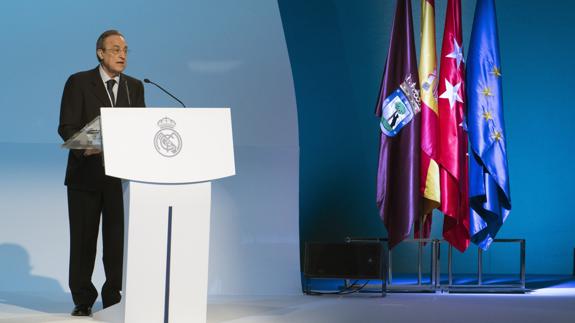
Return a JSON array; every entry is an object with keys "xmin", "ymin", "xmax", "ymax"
[{"xmin": 106, "ymin": 79, "xmax": 116, "ymax": 107}]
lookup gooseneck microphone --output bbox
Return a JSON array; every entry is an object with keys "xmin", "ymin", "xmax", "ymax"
[
  {"xmin": 124, "ymin": 78, "xmax": 132, "ymax": 107},
  {"xmin": 144, "ymin": 78, "xmax": 186, "ymax": 107}
]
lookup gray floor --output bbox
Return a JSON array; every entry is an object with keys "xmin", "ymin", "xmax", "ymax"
[{"xmin": 1, "ymin": 287, "xmax": 575, "ymax": 323}]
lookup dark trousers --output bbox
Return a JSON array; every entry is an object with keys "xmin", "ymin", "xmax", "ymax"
[{"xmin": 67, "ymin": 177, "xmax": 124, "ymax": 308}]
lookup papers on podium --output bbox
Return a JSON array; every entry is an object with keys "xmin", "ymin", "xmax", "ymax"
[{"xmin": 61, "ymin": 116, "xmax": 101, "ymax": 149}]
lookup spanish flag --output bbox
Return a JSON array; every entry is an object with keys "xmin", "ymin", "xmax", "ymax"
[{"xmin": 416, "ymin": 0, "xmax": 441, "ymax": 239}]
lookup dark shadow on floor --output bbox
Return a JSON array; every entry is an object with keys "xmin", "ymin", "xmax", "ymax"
[{"xmin": 0, "ymin": 243, "xmax": 85, "ymax": 313}]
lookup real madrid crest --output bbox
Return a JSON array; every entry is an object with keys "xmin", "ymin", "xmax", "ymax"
[{"xmin": 154, "ymin": 117, "xmax": 182, "ymax": 157}]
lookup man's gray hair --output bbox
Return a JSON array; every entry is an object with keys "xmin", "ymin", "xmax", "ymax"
[{"xmin": 96, "ymin": 30, "xmax": 124, "ymax": 62}]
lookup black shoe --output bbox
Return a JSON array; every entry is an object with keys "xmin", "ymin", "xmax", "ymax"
[{"xmin": 71, "ymin": 304, "xmax": 92, "ymax": 316}]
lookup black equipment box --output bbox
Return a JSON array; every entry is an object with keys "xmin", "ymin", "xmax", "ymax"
[{"xmin": 303, "ymin": 242, "xmax": 385, "ymax": 279}]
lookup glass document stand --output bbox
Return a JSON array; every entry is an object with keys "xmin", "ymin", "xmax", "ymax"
[{"xmin": 61, "ymin": 116, "xmax": 102, "ymax": 149}]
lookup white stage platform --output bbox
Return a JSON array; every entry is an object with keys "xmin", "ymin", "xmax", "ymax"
[{"xmin": 1, "ymin": 288, "xmax": 575, "ymax": 323}]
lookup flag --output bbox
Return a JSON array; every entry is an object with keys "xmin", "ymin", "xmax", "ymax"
[
  {"xmin": 415, "ymin": 0, "xmax": 441, "ymax": 239},
  {"xmin": 467, "ymin": 0, "xmax": 511, "ymax": 250},
  {"xmin": 375, "ymin": 0, "xmax": 420, "ymax": 249},
  {"xmin": 437, "ymin": 0, "xmax": 470, "ymax": 252}
]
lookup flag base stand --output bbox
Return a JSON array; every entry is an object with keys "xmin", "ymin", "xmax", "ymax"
[
  {"xmin": 443, "ymin": 238, "xmax": 527, "ymax": 293},
  {"xmin": 345, "ymin": 237, "xmax": 527, "ymax": 294},
  {"xmin": 346, "ymin": 238, "xmax": 440, "ymax": 293}
]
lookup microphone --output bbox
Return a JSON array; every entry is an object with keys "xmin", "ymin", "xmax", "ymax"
[
  {"xmin": 124, "ymin": 78, "xmax": 131, "ymax": 107},
  {"xmin": 144, "ymin": 78, "xmax": 186, "ymax": 107}
]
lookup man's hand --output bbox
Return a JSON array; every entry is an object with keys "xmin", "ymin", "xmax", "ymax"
[{"xmin": 83, "ymin": 149, "xmax": 102, "ymax": 156}]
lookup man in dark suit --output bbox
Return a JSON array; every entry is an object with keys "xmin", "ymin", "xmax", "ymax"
[{"xmin": 58, "ymin": 30, "xmax": 145, "ymax": 317}]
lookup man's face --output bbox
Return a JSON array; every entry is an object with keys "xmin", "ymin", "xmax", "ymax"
[{"xmin": 98, "ymin": 35, "xmax": 127, "ymax": 77}]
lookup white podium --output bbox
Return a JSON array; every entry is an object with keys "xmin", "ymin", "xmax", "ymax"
[{"xmin": 94, "ymin": 108, "xmax": 235, "ymax": 323}]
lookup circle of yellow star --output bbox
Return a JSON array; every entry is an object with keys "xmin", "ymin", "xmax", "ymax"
[
  {"xmin": 481, "ymin": 87, "xmax": 493, "ymax": 97},
  {"xmin": 491, "ymin": 66, "xmax": 502, "ymax": 77},
  {"xmin": 491, "ymin": 130, "xmax": 502, "ymax": 141},
  {"xmin": 482, "ymin": 111, "xmax": 493, "ymax": 121}
]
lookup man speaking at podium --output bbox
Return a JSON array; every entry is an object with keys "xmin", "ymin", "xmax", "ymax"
[{"xmin": 57, "ymin": 30, "xmax": 145, "ymax": 316}]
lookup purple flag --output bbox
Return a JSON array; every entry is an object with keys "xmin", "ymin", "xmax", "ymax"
[{"xmin": 375, "ymin": 0, "xmax": 421, "ymax": 249}]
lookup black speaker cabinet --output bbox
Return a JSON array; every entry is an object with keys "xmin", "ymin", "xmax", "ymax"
[{"xmin": 304, "ymin": 242, "xmax": 385, "ymax": 279}]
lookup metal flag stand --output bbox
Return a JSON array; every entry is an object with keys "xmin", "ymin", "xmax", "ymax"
[
  {"xmin": 345, "ymin": 236, "xmax": 527, "ymax": 294},
  {"xmin": 445, "ymin": 238, "xmax": 527, "ymax": 293},
  {"xmin": 346, "ymin": 237, "xmax": 439, "ymax": 293}
]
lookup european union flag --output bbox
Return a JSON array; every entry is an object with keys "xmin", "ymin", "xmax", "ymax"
[{"xmin": 466, "ymin": 0, "xmax": 511, "ymax": 250}]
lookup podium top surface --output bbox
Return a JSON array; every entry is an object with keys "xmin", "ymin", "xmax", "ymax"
[{"xmin": 100, "ymin": 107, "xmax": 235, "ymax": 184}]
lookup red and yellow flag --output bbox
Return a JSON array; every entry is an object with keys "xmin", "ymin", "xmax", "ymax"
[
  {"xmin": 437, "ymin": 0, "xmax": 470, "ymax": 252},
  {"xmin": 416, "ymin": 0, "xmax": 441, "ymax": 239}
]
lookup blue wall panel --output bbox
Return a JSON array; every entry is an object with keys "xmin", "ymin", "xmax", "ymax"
[{"xmin": 279, "ymin": 0, "xmax": 575, "ymax": 275}]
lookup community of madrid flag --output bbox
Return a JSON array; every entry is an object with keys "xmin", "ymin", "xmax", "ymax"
[
  {"xmin": 467, "ymin": 0, "xmax": 511, "ymax": 250},
  {"xmin": 437, "ymin": 0, "xmax": 470, "ymax": 252},
  {"xmin": 415, "ymin": 0, "xmax": 441, "ymax": 239},
  {"xmin": 375, "ymin": 0, "xmax": 421, "ymax": 249}
]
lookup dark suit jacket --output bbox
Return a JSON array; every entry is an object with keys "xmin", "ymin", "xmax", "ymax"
[{"xmin": 58, "ymin": 67, "xmax": 146, "ymax": 190}]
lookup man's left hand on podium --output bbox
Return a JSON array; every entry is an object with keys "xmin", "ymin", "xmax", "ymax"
[{"xmin": 83, "ymin": 148, "xmax": 102, "ymax": 156}]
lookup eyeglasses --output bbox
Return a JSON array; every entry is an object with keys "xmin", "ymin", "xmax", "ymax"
[{"xmin": 103, "ymin": 47, "xmax": 129, "ymax": 55}]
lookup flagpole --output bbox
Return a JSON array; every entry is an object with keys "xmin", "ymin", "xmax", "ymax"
[{"xmin": 417, "ymin": 218, "xmax": 423, "ymax": 285}]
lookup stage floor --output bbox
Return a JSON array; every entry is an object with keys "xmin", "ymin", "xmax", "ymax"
[{"xmin": 1, "ymin": 277, "xmax": 574, "ymax": 323}]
